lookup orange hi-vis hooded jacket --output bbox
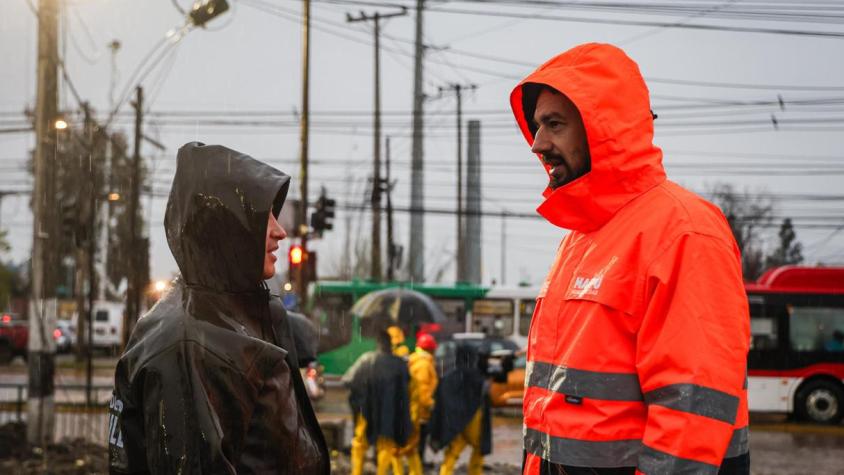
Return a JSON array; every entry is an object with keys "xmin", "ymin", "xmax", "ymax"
[{"xmin": 510, "ymin": 43, "xmax": 750, "ymax": 474}]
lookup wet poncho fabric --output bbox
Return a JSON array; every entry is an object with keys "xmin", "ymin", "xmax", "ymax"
[
  {"xmin": 108, "ymin": 142, "xmax": 329, "ymax": 474},
  {"xmin": 429, "ymin": 343, "xmax": 492, "ymax": 455},
  {"xmin": 343, "ymin": 349, "xmax": 413, "ymax": 446}
]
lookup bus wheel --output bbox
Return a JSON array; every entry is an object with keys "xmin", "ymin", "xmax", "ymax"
[{"xmin": 795, "ymin": 379, "xmax": 844, "ymax": 424}]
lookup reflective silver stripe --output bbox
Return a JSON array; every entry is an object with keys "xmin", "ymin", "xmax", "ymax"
[
  {"xmin": 524, "ymin": 427, "xmax": 641, "ymax": 468},
  {"xmin": 526, "ymin": 361, "xmax": 643, "ymax": 401},
  {"xmin": 639, "ymin": 445, "xmax": 719, "ymax": 475},
  {"xmin": 725, "ymin": 427, "xmax": 750, "ymax": 458},
  {"xmin": 643, "ymin": 383, "xmax": 740, "ymax": 424}
]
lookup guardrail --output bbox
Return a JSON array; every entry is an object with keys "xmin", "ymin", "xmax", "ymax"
[{"xmin": 0, "ymin": 382, "xmax": 113, "ymax": 444}]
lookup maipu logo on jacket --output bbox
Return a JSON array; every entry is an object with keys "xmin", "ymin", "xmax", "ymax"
[
  {"xmin": 566, "ymin": 256, "xmax": 619, "ymax": 299},
  {"xmin": 570, "ymin": 275, "xmax": 603, "ymax": 297}
]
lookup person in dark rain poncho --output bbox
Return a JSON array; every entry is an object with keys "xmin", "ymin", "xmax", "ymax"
[
  {"xmin": 343, "ymin": 329, "xmax": 413, "ymax": 475},
  {"xmin": 429, "ymin": 341, "xmax": 492, "ymax": 475},
  {"xmin": 108, "ymin": 142, "xmax": 329, "ymax": 474}
]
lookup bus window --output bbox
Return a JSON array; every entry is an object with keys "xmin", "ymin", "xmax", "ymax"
[
  {"xmin": 749, "ymin": 299, "xmax": 778, "ymax": 350},
  {"xmin": 472, "ymin": 299, "xmax": 514, "ymax": 337},
  {"xmin": 789, "ymin": 305, "xmax": 844, "ymax": 352},
  {"xmin": 433, "ymin": 298, "xmax": 467, "ymax": 333},
  {"xmin": 519, "ymin": 300, "xmax": 535, "ymax": 337},
  {"xmin": 313, "ymin": 293, "xmax": 354, "ymax": 353}
]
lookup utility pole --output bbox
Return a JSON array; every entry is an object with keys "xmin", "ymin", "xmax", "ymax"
[
  {"xmin": 297, "ymin": 0, "xmax": 311, "ymax": 304},
  {"xmin": 29, "ymin": 0, "xmax": 60, "ymax": 446},
  {"xmin": 438, "ymin": 82, "xmax": 476, "ymax": 282},
  {"xmin": 409, "ymin": 0, "xmax": 425, "ymax": 283},
  {"xmin": 500, "ymin": 211, "xmax": 507, "ymax": 286},
  {"xmin": 124, "ymin": 86, "xmax": 143, "ymax": 346},
  {"xmin": 347, "ymin": 6, "xmax": 407, "ymax": 282},
  {"xmin": 98, "ymin": 39, "xmax": 120, "ymax": 301},
  {"xmin": 385, "ymin": 137, "xmax": 395, "ymax": 281},
  {"xmin": 80, "ymin": 103, "xmax": 98, "ymax": 405}
]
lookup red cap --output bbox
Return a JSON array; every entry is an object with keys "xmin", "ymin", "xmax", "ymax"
[{"xmin": 416, "ymin": 333, "xmax": 437, "ymax": 352}]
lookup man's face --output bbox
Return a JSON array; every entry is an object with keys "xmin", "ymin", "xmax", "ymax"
[
  {"xmin": 263, "ymin": 212, "xmax": 287, "ymax": 280},
  {"xmin": 530, "ymin": 88, "xmax": 591, "ymax": 190}
]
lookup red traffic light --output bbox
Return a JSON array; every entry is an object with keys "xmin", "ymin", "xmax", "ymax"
[{"xmin": 289, "ymin": 245, "xmax": 305, "ymax": 266}]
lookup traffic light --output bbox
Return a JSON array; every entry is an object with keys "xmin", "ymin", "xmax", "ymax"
[
  {"xmin": 288, "ymin": 244, "xmax": 317, "ymax": 286},
  {"xmin": 289, "ymin": 244, "xmax": 305, "ymax": 267},
  {"xmin": 311, "ymin": 191, "xmax": 336, "ymax": 236}
]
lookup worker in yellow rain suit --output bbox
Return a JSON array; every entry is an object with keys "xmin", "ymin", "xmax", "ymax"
[
  {"xmin": 391, "ymin": 332, "xmax": 439, "ymax": 475},
  {"xmin": 388, "ymin": 325, "xmax": 411, "ymax": 358},
  {"xmin": 430, "ymin": 341, "xmax": 491, "ymax": 475},
  {"xmin": 343, "ymin": 329, "xmax": 413, "ymax": 475}
]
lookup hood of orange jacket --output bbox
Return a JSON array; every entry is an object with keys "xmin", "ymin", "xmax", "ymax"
[{"xmin": 510, "ymin": 43, "xmax": 667, "ymax": 232}]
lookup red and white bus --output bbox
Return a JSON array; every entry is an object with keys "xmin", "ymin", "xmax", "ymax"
[{"xmin": 747, "ymin": 266, "xmax": 844, "ymax": 424}]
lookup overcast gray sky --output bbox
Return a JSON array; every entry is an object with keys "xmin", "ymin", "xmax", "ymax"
[{"xmin": 2, "ymin": 0, "xmax": 843, "ymax": 287}]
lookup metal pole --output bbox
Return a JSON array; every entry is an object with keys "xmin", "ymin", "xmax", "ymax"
[
  {"xmin": 501, "ymin": 211, "xmax": 506, "ymax": 286},
  {"xmin": 372, "ymin": 13, "xmax": 382, "ymax": 281},
  {"xmin": 28, "ymin": 0, "xmax": 59, "ymax": 446},
  {"xmin": 386, "ymin": 137, "xmax": 395, "ymax": 281},
  {"xmin": 409, "ymin": 0, "xmax": 425, "ymax": 283},
  {"xmin": 82, "ymin": 103, "xmax": 95, "ymax": 404},
  {"xmin": 455, "ymin": 84, "xmax": 463, "ymax": 282},
  {"xmin": 297, "ymin": 0, "xmax": 311, "ymax": 304}
]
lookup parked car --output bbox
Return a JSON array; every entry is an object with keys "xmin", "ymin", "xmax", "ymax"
[
  {"xmin": 434, "ymin": 332, "xmax": 522, "ymax": 407},
  {"xmin": 72, "ymin": 301, "xmax": 125, "ymax": 353},
  {"xmin": 55, "ymin": 320, "xmax": 77, "ymax": 354},
  {"xmin": 0, "ymin": 312, "xmax": 28, "ymax": 364},
  {"xmin": 487, "ymin": 351, "xmax": 526, "ymax": 407}
]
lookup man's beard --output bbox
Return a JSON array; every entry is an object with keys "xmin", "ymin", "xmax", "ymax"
[{"xmin": 544, "ymin": 150, "xmax": 590, "ymax": 190}]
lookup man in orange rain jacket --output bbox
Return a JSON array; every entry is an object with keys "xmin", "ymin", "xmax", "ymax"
[{"xmin": 510, "ymin": 43, "xmax": 750, "ymax": 475}]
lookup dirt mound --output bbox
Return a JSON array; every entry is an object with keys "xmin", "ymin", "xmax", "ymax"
[{"xmin": 0, "ymin": 422, "xmax": 108, "ymax": 474}]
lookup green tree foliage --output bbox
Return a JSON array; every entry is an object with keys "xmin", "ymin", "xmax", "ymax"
[{"xmin": 0, "ymin": 229, "xmax": 9, "ymax": 254}]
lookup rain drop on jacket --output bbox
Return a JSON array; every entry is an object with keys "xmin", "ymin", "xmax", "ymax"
[
  {"xmin": 510, "ymin": 44, "xmax": 750, "ymax": 474},
  {"xmin": 108, "ymin": 142, "xmax": 329, "ymax": 474}
]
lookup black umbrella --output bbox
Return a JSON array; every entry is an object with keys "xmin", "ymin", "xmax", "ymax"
[
  {"xmin": 287, "ymin": 311, "xmax": 319, "ymax": 367},
  {"xmin": 351, "ymin": 288, "xmax": 447, "ymax": 338}
]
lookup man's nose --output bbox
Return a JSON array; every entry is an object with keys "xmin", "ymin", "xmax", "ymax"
[
  {"xmin": 531, "ymin": 129, "xmax": 550, "ymax": 154},
  {"xmin": 277, "ymin": 225, "xmax": 288, "ymax": 240}
]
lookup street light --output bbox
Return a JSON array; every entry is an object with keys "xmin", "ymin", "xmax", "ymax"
[
  {"xmin": 153, "ymin": 280, "xmax": 168, "ymax": 293},
  {"xmin": 54, "ymin": 118, "xmax": 68, "ymax": 130},
  {"xmin": 107, "ymin": 192, "xmax": 121, "ymax": 202}
]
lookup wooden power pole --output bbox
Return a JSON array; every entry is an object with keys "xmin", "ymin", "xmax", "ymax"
[
  {"xmin": 297, "ymin": 0, "xmax": 311, "ymax": 304},
  {"xmin": 347, "ymin": 6, "xmax": 407, "ymax": 282},
  {"xmin": 28, "ymin": 0, "xmax": 60, "ymax": 446},
  {"xmin": 438, "ymin": 82, "xmax": 476, "ymax": 283},
  {"xmin": 124, "ymin": 86, "xmax": 143, "ymax": 345}
]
